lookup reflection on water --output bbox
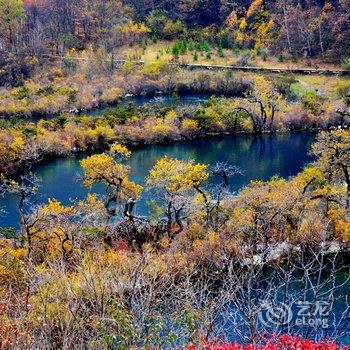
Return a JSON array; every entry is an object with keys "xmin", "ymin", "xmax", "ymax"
[{"xmin": 0, "ymin": 132, "xmax": 315, "ymax": 228}]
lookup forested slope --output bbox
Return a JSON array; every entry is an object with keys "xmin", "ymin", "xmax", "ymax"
[{"xmin": 1, "ymin": 0, "xmax": 349, "ymax": 86}]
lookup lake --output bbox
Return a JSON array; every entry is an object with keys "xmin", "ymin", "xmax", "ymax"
[
  {"xmin": 0, "ymin": 132, "xmax": 315, "ymax": 228},
  {"xmin": 86, "ymin": 93, "xmax": 212, "ymax": 116}
]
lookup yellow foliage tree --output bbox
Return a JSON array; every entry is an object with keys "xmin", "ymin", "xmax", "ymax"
[
  {"xmin": 80, "ymin": 144, "xmax": 142, "ymax": 216},
  {"xmin": 147, "ymin": 157, "xmax": 209, "ymax": 235}
]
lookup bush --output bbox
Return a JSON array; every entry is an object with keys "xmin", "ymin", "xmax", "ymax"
[
  {"xmin": 237, "ymin": 51, "xmax": 250, "ymax": 66},
  {"xmin": 61, "ymin": 56, "xmax": 77, "ymax": 73},
  {"xmin": 172, "ymin": 40, "xmax": 187, "ymax": 58},
  {"xmin": 217, "ymin": 45, "xmax": 225, "ymax": 58},
  {"xmin": 278, "ymin": 52, "xmax": 285, "ymax": 62},
  {"xmin": 232, "ymin": 44, "xmax": 240, "ymax": 54},
  {"xmin": 11, "ymin": 86, "xmax": 29, "ymax": 100},
  {"xmin": 103, "ymin": 104, "xmax": 137, "ymax": 125},
  {"xmin": 150, "ymin": 34, "xmax": 157, "ymax": 43},
  {"xmin": 274, "ymin": 74, "xmax": 298, "ymax": 100},
  {"xmin": 301, "ymin": 91, "xmax": 323, "ymax": 115},
  {"xmin": 342, "ymin": 56, "xmax": 350, "ymax": 70},
  {"xmin": 68, "ymin": 88, "xmax": 78, "ymax": 104},
  {"xmin": 261, "ymin": 51, "xmax": 268, "ymax": 61},
  {"xmin": 142, "ymin": 60, "xmax": 169, "ymax": 80},
  {"xmin": 336, "ymin": 80, "xmax": 350, "ymax": 105},
  {"xmin": 36, "ymin": 84, "xmax": 55, "ymax": 96},
  {"xmin": 100, "ymin": 87, "xmax": 122, "ymax": 105},
  {"xmin": 283, "ymin": 107, "xmax": 314, "ymax": 130},
  {"xmin": 182, "ymin": 118, "xmax": 199, "ymax": 138},
  {"xmin": 122, "ymin": 60, "xmax": 135, "ymax": 76},
  {"xmin": 163, "ymin": 19, "xmax": 183, "ymax": 39},
  {"xmin": 218, "ymin": 31, "xmax": 230, "ymax": 49}
]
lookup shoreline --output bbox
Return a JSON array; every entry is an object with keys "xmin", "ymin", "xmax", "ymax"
[{"xmin": 3, "ymin": 129, "xmax": 319, "ymax": 179}]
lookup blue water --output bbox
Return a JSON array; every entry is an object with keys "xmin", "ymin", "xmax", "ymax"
[
  {"xmin": 87, "ymin": 93, "xmax": 212, "ymax": 116},
  {"xmin": 0, "ymin": 132, "xmax": 315, "ymax": 228}
]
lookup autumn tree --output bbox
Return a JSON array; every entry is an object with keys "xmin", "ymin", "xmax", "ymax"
[
  {"xmin": 0, "ymin": 173, "xmax": 40, "ymax": 257},
  {"xmin": 334, "ymin": 81, "xmax": 350, "ymax": 127},
  {"xmin": 226, "ymin": 0, "xmax": 274, "ymax": 49},
  {"xmin": 0, "ymin": 0, "xmax": 24, "ymax": 50},
  {"xmin": 328, "ymin": 0, "xmax": 350, "ymax": 59},
  {"xmin": 80, "ymin": 143, "xmax": 142, "ymax": 218},
  {"xmin": 0, "ymin": 0, "xmax": 25, "ymax": 84},
  {"xmin": 147, "ymin": 156, "xmax": 209, "ymax": 235},
  {"xmin": 312, "ymin": 129, "xmax": 350, "ymax": 219},
  {"xmin": 147, "ymin": 157, "xmax": 241, "ymax": 233},
  {"xmin": 178, "ymin": 0, "xmax": 222, "ymax": 27},
  {"xmin": 233, "ymin": 75, "xmax": 285, "ymax": 133}
]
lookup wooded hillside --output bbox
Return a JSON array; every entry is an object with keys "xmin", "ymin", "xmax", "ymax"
[{"xmin": 1, "ymin": 0, "xmax": 349, "ymax": 85}]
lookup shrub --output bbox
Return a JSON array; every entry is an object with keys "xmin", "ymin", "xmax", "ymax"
[
  {"xmin": 100, "ymin": 87, "xmax": 122, "ymax": 104},
  {"xmin": 142, "ymin": 60, "xmax": 169, "ymax": 80},
  {"xmin": 201, "ymin": 40, "xmax": 211, "ymax": 53},
  {"xmin": 192, "ymin": 105, "xmax": 223, "ymax": 130},
  {"xmin": 163, "ymin": 19, "xmax": 183, "ymax": 39},
  {"xmin": 122, "ymin": 60, "xmax": 135, "ymax": 76},
  {"xmin": 274, "ymin": 74, "xmax": 298, "ymax": 100},
  {"xmin": 150, "ymin": 119, "xmax": 172, "ymax": 142},
  {"xmin": 61, "ymin": 56, "xmax": 77, "ymax": 73},
  {"xmin": 217, "ymin": 45, "xmax": 225, "ymax": 58},
  {"xmin": 218, "ymin": 31, "xmax": 230, "ymax": 49},
  {"xmin": 261, "ymin": 51, "xmax": 268, "ymax": 61},
  {"xmin": 103, "ymin": 104, "xmax": 136, "ymax": 125},
  {"xmin": 151, "ymin": 34, "xmax": 157, "ymax": 43},
  {"xmin": 182, "ymin": 118, "xmax": 199, "ymax": 137},
  {"xmin": 87, "ymin": 124, "xmax": 115, "ymax": 146},
  {"xmin": 36, "ymin": 84, "xmax": 55, "ymax": 96},
  {"xmin": 283, "ymin": 107, "xmax": 314, "ymax": 130},
  {"xmin": 172, "ymin": 40, "xmax": 188, "ymax": 58},
  {"xmin": 11, "ymin": 86, "xmax": 29, "ymax": 100},
  {"xmin": 336, "ymin": 80, "xmax": 350, "ymax": 105},
  {"xmin": 172, "ymin": 45, "xmax": 180, "ymax": 59},
  {"xmin": 237, "ymin": 51, "xmax": 250, "ymax": 66},
  {"xmin": 232, "ymin": 44, "xmax": 240, "ymax": 54},
  {"xmin": 342, "ymin": 56, "xmax": 350, "ymax": 70},
  {"xmin": 67, "ymin": 87, "xmax": 78, "ymax": 104},
  {"xmin": 301, "ymin": 90, "xmax": 323, "ymax": 115},
  {"xmin": 278, "ymin": 52, "xmax": 285, "ymax": 62}
]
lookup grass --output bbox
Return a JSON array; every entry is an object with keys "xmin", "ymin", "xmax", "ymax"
[
  {"xmin": 291, "ymin": 75, "xmax": 346, "ymax": 99},
  {"xmin": 118, "ymin": 40, "xmax": 344, "ymax": 70},
  {"xmin": 121, "ymin": 40, "xmax": 240, "ymax": 66}
]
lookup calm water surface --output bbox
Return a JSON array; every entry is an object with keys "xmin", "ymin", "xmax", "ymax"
[
  {"xmin": 87, "ymin": 93, "xmax": 212, "ymax": 116},
  {"xmin": 0, "ymin": 132, "xmax": 315, "ymax": 228}
]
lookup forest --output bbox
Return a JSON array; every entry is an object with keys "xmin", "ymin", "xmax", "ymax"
[
  {"xmin": 0, "ymin": 0, "xmax": 350, "ymax": 86},
  {"xmin": 0, "ymin": 0, "xmax": 350, "ymax": 349}
]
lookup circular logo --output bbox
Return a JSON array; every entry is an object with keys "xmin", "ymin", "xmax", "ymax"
[{"xmin": 258, "ymin": 302, "xmax": 293, "ymax": 327}]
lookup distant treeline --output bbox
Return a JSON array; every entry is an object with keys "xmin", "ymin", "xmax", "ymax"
[{"xmin": 0, "ymin": 0, "xmax": 350, "ymax": 85}]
